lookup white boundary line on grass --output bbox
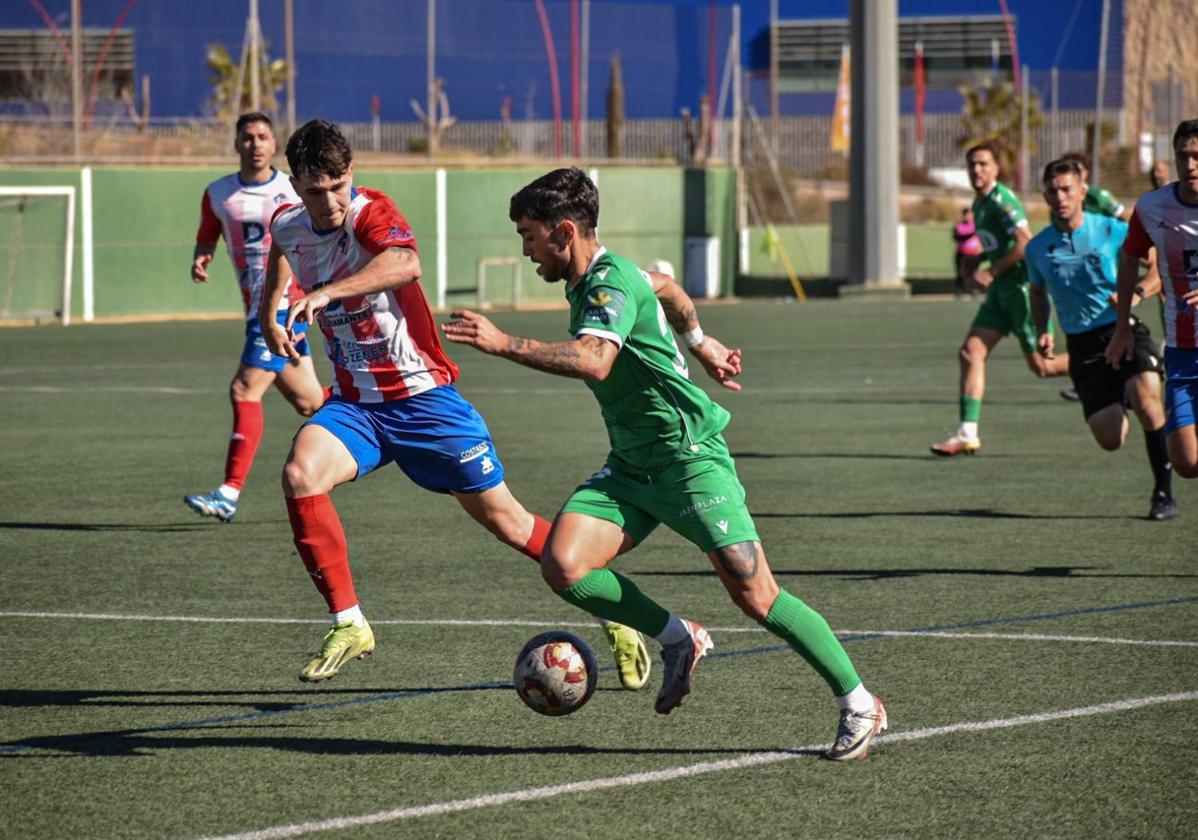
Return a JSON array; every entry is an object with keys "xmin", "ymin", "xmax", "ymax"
[
  {"xmin": 4, "ymin": 611, "xmax": 1196, "ymax": 649},
  {"xmin": 197, "ymin": 691, "xmax": 1198, "ymax": 840},
  {"xmin": 846, "ymin": 629, "xmax": 1198, "ymax": 648}
]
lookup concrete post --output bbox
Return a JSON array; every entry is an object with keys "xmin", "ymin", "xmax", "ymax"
[{"xmin": 845, "ymin": 0, "xmax": 905, "ymax": 297}]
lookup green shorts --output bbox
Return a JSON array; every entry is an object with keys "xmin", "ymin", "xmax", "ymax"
[
  {"xmin": 971, "ymin": 280, "xmax": 1044, "ymax": 354},
  {"xmin": 560, "ymin": 435, "xmax": 760, "ymax": 552}
]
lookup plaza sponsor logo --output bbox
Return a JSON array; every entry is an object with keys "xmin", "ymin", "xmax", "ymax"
[
  {"xmin": 678, "ymin": 494, "xmax": 727, "ymax": 519},
  {"xmin": 459, "ymin": 442, "xmax": 491, "ymax": 463}
]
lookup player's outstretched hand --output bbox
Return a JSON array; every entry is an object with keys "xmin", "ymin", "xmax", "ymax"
[
  {"xmin": 191, "ymin": 254, "xmax": 212, "ymax": 283},
  {"xmin": 1183, "ymin": 286, "xmax": 1198, "ymax": 307},
  {"xmin": 1104, "ymin": 325, "xmax": 1134, "ymax": 370},
  {"xmin": 1037, "ymin": 332, "xmax": 1055, "ymax": 359},
  {"xmin": 262, "ymin": 317, "xmax": 299, "ymax": 361},
  {"xmin": 286, "ymin": 292, "xmax": 329, "ymax": 338},
  {"xmin": 969, "ymin": 267, "xmax": 994, "ymax": 292},
  {"xmin": 441, "ymin": 309, "xmax": 509, "ymax": 354},
  {"xmin": 689, "ymin": 335, "xmax": 743, "ymax": 391}
]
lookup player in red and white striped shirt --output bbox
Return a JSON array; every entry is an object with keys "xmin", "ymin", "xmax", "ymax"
[
  {"xmin": 261, "ymin": 120, "xmax": 650, "ymax": 687},
  {"xmin": 1107, "ymin": 119, "xmax": 1198, "ymax": 480},
  {"xmin": 185, "ymin": 113, "xmax": 325, "ymax": 524}
]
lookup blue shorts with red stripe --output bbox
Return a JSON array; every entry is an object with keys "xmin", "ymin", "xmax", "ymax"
[
  {"xmin": 1164, "ymin": 346, "xmax": 1198, "ymax": 434},
  {"xmin": 305, "ymin": 384, "xmax": 506, "ymax": 494},
  {"xmin": 242, "ymin": 311, "xmax": 311, "ymax": 373}
]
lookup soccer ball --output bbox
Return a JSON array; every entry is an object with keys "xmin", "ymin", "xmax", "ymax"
[{"xmin": 513, "ymin": 630, "xmax": 598, "ymax": 716}]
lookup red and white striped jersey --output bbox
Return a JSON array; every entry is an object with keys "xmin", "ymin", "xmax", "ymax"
[
  {"xmin": 1123, "ymin": 184, "xmax": 1198, "ymax": 348},
  {"xmin": 270, "ymin": 187, "xmax": 458, "ymax": 403},
  {"xmin": 196, "ymin": 169, "xmax": 301, "ymax": 320}
]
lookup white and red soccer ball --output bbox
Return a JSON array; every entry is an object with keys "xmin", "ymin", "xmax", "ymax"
[{"xmin": 513, "ymin": 630, "xmax": 598, "ymax": 716}]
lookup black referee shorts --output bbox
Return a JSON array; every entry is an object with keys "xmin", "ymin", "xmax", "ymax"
[{"xmin": 1065, "ymin": 318, "xmax": 1163, "ymax": 419}]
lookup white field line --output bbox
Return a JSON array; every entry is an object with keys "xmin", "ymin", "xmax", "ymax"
[
  {"xmin": 3, "ymin": 611, "xmax": 1196, "ymax": 649},
  {"xmin": 0, "ymin": 384, "xmax": 212, "ymax": 394},
  {"xmin": 198, "ymin": 691, "xmax": 1198, "ymax": 840},
  {"xmin": 843, "ymin": 629, "xmax": 1198, "ymax": 648}
]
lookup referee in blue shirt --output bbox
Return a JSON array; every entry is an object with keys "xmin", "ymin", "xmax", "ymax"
[{"xmin": 1027, "ymin": 158, "xmax": 1177, "ymax": 521}]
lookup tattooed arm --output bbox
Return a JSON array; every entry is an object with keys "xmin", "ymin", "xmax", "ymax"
[
  {"xmin": 441, "ymin": 309, "xmax": 619, "ymax": 381},
  {"xmin": 646, "ymin": 270, "xmax": 744, "ymax": 391}
]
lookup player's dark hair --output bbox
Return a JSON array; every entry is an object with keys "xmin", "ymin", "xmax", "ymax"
[
  {"xmin": 286, "ymin": 119, "xmax": 353, "ymax": 180},
  {"xmin": 1042, "ymin": 158, "xmax": 1084, "ymax": 186},
  {"xmin": 1060, "ymin": 151, "xmax": 1091, "ymax": 172},
  {"xmin": 235, "ymin": 111, "xmax": 273, "ymax": 136},
  {"xmin": 1173, "ymin": 119, "xmax": 1198, "ymax": 152},
  {"xmin": 509, "ymin": 167, "xmax": 598, "ymax": 236},
  {"xmin": 965, "ymin": 140, "xmax": 1003, "ymax": 167}
]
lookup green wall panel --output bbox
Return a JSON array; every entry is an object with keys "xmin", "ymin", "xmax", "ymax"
[{"xmin": 1, "ymin": 164, "xmax": 736, "ymax": 321}]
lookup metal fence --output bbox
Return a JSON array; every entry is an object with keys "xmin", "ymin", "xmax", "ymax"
[{"xmin": 0, "ymin": 108, "xmax": 1114, "ymax": 178}]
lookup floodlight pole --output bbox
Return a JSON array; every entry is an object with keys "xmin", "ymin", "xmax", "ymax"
[
  {"xmin": 731, "ymin": 4, "xmax": 741, "ymax": 167},
  {"xmin": 285, "ymin": 0, "xmax": 296, "ymax": 135},
  {"xmin": 768, "ymin": 0, "xmax": 779, "ymax": 157},
  {"xmin": 1021, "ymin": 64, "xmax": 1030, "ymax": 192},
  {"xmin": 1092, "ymin": 0, "xmax": 1111, "ymax": 184},
  {"xmin": 427, "ymin": 0, "xmax": 437, "ymax": 157},
  {"xmin": 249, "ymin": 0, "xmax": 260, "ymax": 113},
  {"xmin": 71, "ymin": 0, "xmax": 82, "ymax": 161},
  {"xmin": 580, "ymin": 0, "xmax": 590, "ymax": 158},
  {"xmin": 847, "ymin": 0, "xmax": 902, "ymax": 290}
]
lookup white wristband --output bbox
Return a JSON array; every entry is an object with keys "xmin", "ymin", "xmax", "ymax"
[{"xmin": 681, "ymin": 325, "xmax": 705, "ymax": 348}]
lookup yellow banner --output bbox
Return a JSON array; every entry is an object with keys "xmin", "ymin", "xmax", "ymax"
[{"xmin": 831, "ymin": 43, "xmax": 850, "ymax": 153}]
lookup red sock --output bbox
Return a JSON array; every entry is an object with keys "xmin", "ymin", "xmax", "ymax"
[
  {"xmin": 285, "ymin": 494, "xmax": 358, "ymax": 612},
  {"xmin": 518, "ymin": 514, "xmax": 552, "ymax": 562},
  {"xmin": 223, "ymin": 400, "xmax": 264, "ymax": 490}
]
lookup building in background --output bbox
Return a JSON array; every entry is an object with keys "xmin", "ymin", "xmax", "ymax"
[{"xmin": 0, "ymin": 0, "xmax": 1192, "ymax": 167}]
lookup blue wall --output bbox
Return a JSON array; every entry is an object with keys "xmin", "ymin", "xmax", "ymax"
[{"xmin": 6, "ymin": 0, "xmax": 1122, "ymax": 121}]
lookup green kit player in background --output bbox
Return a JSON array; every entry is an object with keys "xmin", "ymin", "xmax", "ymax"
[
  {"xmin": 443, "ymin": 167, "xmax": 887, "ymax": 761},
  {"xmin": 932, "ymin": 141, "xmax": 1070, "ymax": 456}
]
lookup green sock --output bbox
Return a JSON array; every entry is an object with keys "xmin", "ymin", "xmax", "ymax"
[
  {"xmin": 557, "ymin": 568, "xmax": 670, "ymax": 637},
  {"xmin": 960, "ymin": 396, "xmax": 982, "ymax": 424},
  {"xmin": 760, "ymin": 589, "xmax": 861, "ymax": 696}
]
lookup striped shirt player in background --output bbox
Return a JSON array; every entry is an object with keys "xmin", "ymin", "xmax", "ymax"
[
  {"xmin": 444, "ymin": 168, "xmax": 887, "ymax": 760},
  {"xmin": 261, "ymin": 121, "xmax": 650, "ymax": 688},
  {"xmin": 931, "ymin": 141, "xmax": 1070, "ymax": 457},
  {"xmin": 1107, "ymin": 119, "xmax": 1198, "ymax": 482},
  {"xmin": 185, "ymin": 112, "xmax": 325, "ymax": 523}
]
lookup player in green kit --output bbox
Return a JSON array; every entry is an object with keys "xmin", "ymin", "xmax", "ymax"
[
  {"xmin": 932, "ymin": 141, "xmax": 1070, "ymax": 455},
  {"xmin": 1059, "ymin": 152, "xmax": 1131, "ymax": 221},
  {"xmin": 443, "ymin": 167, "xmax": 887, "ymax": 761}
]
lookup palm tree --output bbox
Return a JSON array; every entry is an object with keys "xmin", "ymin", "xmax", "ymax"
[
  {"xmin": 205, "ymin": 42, "xmax": 287, "ymax": 119},
  {"xmin": 958, "ymin": 77, "xmax": 1043, "ymax": 186}
]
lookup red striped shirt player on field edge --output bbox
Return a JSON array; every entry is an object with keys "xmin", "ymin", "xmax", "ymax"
[
  {"xmin": 1106, "ymin": 119, "xmax": 1198, "ymax": 480},
  {"xmin": 260, "ymin": 119, "xmax": 650, "ymax": 687}
]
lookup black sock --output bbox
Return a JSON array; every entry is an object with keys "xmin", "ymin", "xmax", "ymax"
[{"xmin": 1144, "ymin": 426, "xmax": 1172, "ymax": 499}]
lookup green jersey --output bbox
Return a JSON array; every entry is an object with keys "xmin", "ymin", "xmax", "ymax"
[
  {"xmin": 971, "ymin": 181, "xmax": 1029, "ymax": 287},
  {"xmin": 1083, "ymin": 185, "xmax": 1125, "ymax": 218},
  {"xmin": 565, "ymin": 248, "xmax": 730, "ymax": 472}
]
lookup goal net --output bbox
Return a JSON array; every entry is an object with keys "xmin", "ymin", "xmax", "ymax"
[{"xmin": 0, "ymin": 187, "xmax": 76, "ymax": 325}]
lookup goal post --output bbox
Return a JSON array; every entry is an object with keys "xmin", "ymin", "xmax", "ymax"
[
  {"xmin": 0, "ymin": 186, "xmax": 76, "ymax": 325},
  {"xmin": 476, "ymin": 256, "xmax": 522, "ymax": 309}
]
